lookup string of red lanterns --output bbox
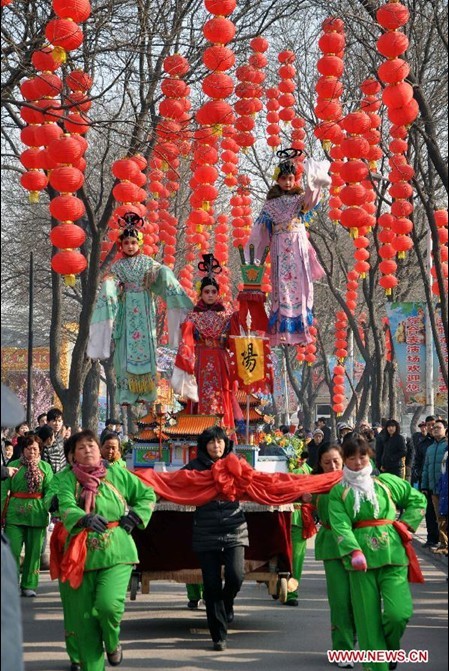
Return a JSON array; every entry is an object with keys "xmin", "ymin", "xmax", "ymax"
[{"xmin": 432, "ymin": 210, "xmax": 449, "ymax": 296}]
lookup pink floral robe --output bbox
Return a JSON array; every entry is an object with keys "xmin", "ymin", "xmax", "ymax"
[{"xmin": 246, "ymin": 193, "xmax": 325, "ymax": 346}]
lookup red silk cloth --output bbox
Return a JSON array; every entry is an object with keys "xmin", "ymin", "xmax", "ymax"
[
  {"xmin": 353, "ymin": 519, "xmax": 424, "ymax": 584},
  {"xmin": 134, "ymin": 453, "xmax": 342, "ymax": 506},
  {"xmin": 11, "ymin": 492, "xmax": 43, "ymax": 499},
  {"xmin": 301, "ymin": 503, "xmax": 317, "ymax": 539},
  {"xmin": 54, "ymin": 521, "xmax": 120, "ymax": 589}
]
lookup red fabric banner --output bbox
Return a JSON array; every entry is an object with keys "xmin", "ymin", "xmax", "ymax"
[{"xmin": 134, "ymin": 453, "xmax": 342, "ymax": 506}]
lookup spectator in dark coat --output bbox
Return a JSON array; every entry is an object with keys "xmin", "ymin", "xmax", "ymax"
[
  {"xmin": 183, "ymin": 426, "xmax": 248, "ymax": 651},
  {"xmin": 375, "ymin": 419, "xmax": 407, "ymax": 478},
  {"xmin": 411, "ymin": 416, "xmax": 439, "ymax": 548},
  {"xmin": 316, "ymin": 417, "xmax": 332, "ymax": 444},
  {"xmin": 306, "ymin": 429, "xmax": 327, "ymax": 469}
]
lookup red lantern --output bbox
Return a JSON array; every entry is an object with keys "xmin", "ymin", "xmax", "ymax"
[
  {"xmin": 50, "ymin": 223, "xmax": 86, "ymax": 247},
  {"xmin": 379, "ymin": 274, "xmax": 398, "ymax": 295},
  {"xmin": 387, "ymin": 99, "xmax": 419, "ymax": 126},
  {"xmin": 49, "ymin": 166, "xmax": 85, "ymax": 192},
  {"xmin": 203, "ymin": 17, "xmax": 235, "ymax": 44},
  {"xmin": 317, "ymin": 56, "xmax": 344, "ymax": 78},
  {"xmin": 53, "ymin": 0, "xmax": 91, "ymax": 22},
  {"xmin": 51, "ymin": 250, "xmax": 87, "ymax": 274},
  {"xmin": 377, "ymin": 2, "xmax": 410, "ymax": 30},
  {"xmin": 377, "ymin": 31, "xmax": 409, "ymax": 58},
  {"xmin": 49, "ymin": 194, "xmax": 86, "ymax": 221},
  {"xmin": 32, "ymin": 47, "xmax": 61, "ymax": 72},
  {"xmin": 48, "ymin": 135, "xmax": 83, "ymax": 164},
  {"xmin": 45, "ymin": 18, "xmax": 84, "ymax": 51},
  {"xmin": 377, "ymin": 58, "xmax": 410, "ymax": 84}
]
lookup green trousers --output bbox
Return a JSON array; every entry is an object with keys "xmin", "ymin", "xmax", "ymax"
[
  {"xmin": 324, "ymin": 559, "xmax": 356, "ymax": 650},
  {"xmin": 350, "ymin": 565, "xmax": 412, "ymax": 671},
  {"xmin": 186, "ymin": 583, "xmax": 203, "ymax": 601},
  {"xmin": 287, "ymin": 526, "xmax": 307, "ymax": 602},
  {"xmin": 62, "ymin": 563, "xmax": 133, "ymax": 671},
  {"xmin": 5, "ymin": 524, "xmax": 46, "ymax": 591},
  {"xmin": 59, "ymin": 579, "xmax": 80, "ymax": 665}
]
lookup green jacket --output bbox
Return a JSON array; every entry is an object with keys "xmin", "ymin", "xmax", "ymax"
[
  {"xmin": 1, "ymin": 459, "xmax": 53, "ymax": 527},
  {"xmin": 314, "ymin": 492, "xmax": 340, "ymax": 561},
  {"xmin": 57, "ymin": 465, "xmax": 156, "ymax": 571},
  {"xmin": 291, "ymin": 462, "xmax": 313, "ymax": 528},
  {"xmin": 328, "ymin": 473, "xmax": 426, "ymax": 571}
]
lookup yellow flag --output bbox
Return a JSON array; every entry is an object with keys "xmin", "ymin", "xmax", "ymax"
[{"xmin": 233, "ymin": 337, "xmax": 266, "ymax": 387}]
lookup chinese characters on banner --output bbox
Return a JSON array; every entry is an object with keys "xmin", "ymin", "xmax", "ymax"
[
  {"xmin": 385, "ymin": 302, "xmax": 448, "ymax": 407},
  {"xmin": 229, "ymin": 336, "xmax": 273, "ymax": 394}
]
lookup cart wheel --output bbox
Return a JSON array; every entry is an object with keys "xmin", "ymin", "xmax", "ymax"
[
  {"xmin": 278, "ymin": 577, "xmax": 288, "ymax": 604},
  {"xmin": 129, "ymin": 573, "xmax": 139, "ymax": 601}
]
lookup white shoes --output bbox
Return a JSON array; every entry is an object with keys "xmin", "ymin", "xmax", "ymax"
[{"xmin": 21, "ymin": 588, "xmax": 37, "ymax": 597}]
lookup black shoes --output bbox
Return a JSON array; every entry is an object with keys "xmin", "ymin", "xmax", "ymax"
[
  {"xmin": 69, "ymin": 664, "xmax": 81, "ymax": 671},
  {"xmin": 422, "ymin": 540, "xmax": 438, "ymax": 549},
  {"xmin": 187, "ymin": 600, "xmax": 199, "ymax": 609},
  {"xmin": 107, "ymin": 644, "xmax": 123, "ymax": 666},
  {"xmin": 226, "ymin": 607, "xmax": 234, "ymax": 624},
  {"xmin": 213, "ymin": 641, "xmax": 227, "ymax": 651},
  {"xmin": 388, "ymin": 663, "xmax": 398, "ymax": 670},
  {"xmin": 285, "ymin": 599, "xmax": 299, "ymax": 607}
]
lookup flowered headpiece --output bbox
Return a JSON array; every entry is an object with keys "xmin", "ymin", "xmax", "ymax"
[
  {"xmin": 272, "ymin": 148, "xmax": 303, "ymax": 181},
  {"xmin": 118, "ymin": 212, "xmax": 144, "ymax": 246}
]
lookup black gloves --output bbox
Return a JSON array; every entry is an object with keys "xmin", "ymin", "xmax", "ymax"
[
  {"xmin": 119, "ymin": 509, "xmax": 142, "ymax": 534},
  {"xmin": 79, "ymin": 513, "xmax": 108, "ymax": 533},
  {"xmin": 48, "ymin": 495, "xmax": 59, "ymax": 514}
]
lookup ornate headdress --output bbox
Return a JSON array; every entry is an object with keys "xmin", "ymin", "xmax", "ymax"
[
  {"xmin": 196, "ymin": 253, "xmax": 222, "ymax": 293},
  {"xmin": 272, "ymin": 147, "xmax": 303, "ymax": 181},
  {"xmin": 117, "ymin": 212, "xmax": 144, "ymax": 245}
]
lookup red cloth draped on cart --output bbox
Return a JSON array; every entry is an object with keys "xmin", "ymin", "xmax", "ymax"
[
  {"xmin": 134, "ymin": 453, "xmax": 342, "ymax": 505},
  {"xmin": 301, "ymin": 503, "xmax": 317, "ymax": 539},
  {"xmin": 353, "ymin": 519, "xmax": 424, "ymax": 583}
]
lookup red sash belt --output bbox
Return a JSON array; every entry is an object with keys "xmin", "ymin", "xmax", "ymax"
[
  {"xmin": 301, "ymin": 503, "xmax": 317, "ymax": 539},
  {"xmin": 59, "ymin": 521, "xmax": 120, "ymax": 590},
  {"xmin": 11, "ymin": 492, "xmax": 43, "ymax": 499},
  {"xmin": 353, "ymin": 519, "xmax": 424, "ymax": 583}
]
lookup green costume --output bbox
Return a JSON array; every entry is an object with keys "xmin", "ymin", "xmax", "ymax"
[
  {"xmin": 1, "ymin": 459, "xmax": 53, "ymax": 591},
  {"xmin": 57, "ymin": 465, "xmax": 156, "ymax": 671},
  {"xmin": 87, "ymin": 256, "xmax": 193, "ymax": 405},
  {"xmin": 329, "ymin": 473, "xmax": 426, "ymax": 671},
  {"xmin": 44, "ymin": 465, "xmax": 80, "ymax": 666},
  {"xmin": 314, "ymin": 492, "xmax": 356, "ymax": 651},
  {"xmin": 287, "ymin": 462, "xmax": 312, "ymax": 603}
]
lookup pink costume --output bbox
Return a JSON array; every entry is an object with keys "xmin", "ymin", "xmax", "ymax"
[{"xmin": 246, "ymin": 158, "xmax": 330, "ymax": 346}]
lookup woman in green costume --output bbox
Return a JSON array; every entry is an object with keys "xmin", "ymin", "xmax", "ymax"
[
  {"xmin": 87, "ymin": 213, "xmax": 193, "ymax": 405},
  {"xmin": 285, "ymin": 454, "xmax": 314, "ymax": 606},
  {"xmin": 1, "ymin": 433, "xmax": 53, "ymax": 597},
  {"xmin": 56, "ymin": 430, "xmax": 156, "ymax": 670},
  {"xmin": 328, "ymin": 436, "xmax": 426, "ymax": 671},
  {"xmin": 314, "ymin": 443, "xmax": 356, "ymax": 668}
]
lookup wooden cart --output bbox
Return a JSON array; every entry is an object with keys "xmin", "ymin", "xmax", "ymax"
[{"xmin": 130, "ymin": 501, "xmax": 295, "ymax": 603}]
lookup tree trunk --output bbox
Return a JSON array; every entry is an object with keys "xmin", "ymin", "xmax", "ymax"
[{"xmin": 82, "ymin": 360, "xmax": 100, "ymax": 430}]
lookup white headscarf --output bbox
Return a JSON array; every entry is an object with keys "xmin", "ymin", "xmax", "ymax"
[{"xmin": 341, "ymin": 463, "xmax": 379, "ymax": 518}]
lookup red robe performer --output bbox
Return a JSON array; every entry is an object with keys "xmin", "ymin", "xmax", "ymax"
[{"xmin": 171, "ymin": 255, "xmax": 244, "ymax": 430}]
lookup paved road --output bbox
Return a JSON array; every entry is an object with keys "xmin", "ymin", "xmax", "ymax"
[{"xmin": 21, "ymin": 536, "xmax": 447, "ymax": 671}]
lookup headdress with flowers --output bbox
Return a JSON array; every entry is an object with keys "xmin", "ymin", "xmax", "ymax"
[
  {"xmin": 118, "ymin": 211, "xmax": 144, "ymax": 246},
  {"xmin": 272, "ymin": 147, "xmax": 303, "ymax": 181}
]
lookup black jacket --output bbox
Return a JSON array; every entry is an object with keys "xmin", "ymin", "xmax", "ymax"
[
  {"xmin": 183, "ymin": 448, "xmax": 249, "ymax": 553},
  {"xmin": 375, "ymin": 431, "xmax": 408, "ymax": 477},
  {"xmin": 411, "ymin": 434, "xmax": 434, "ymax": 487}
]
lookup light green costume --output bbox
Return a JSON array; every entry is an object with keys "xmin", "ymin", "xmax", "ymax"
[
  {"xmin": 57, "ymin": 465, "xmax": 156, "ymax": 671},
  {"xmin": 314, "ymin": 492, "xmax": 356, "ymax": 651},
  {"xmin": 329, "ymin": 474, "xmax": 426, "ymax": 671},
  {"xmin": 287, "ymin": 462, "xmax": 312, "ymax": 603},
  {"xmin": 88, "ymin": 254, "xmax": 193, "ymax": 405},
  {"xmin": 1, "ymin": 459, "xmax": 53, "ymax": 591},
  {"xmin": 44, "ymin": 465, "xmax": 80, "ymax": 666}
]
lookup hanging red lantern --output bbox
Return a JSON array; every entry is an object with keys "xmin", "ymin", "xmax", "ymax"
[
  {"xmin": 51, "ymin": 249, "xmax": 87, "ymax": 276},
  {"xmin": 20, "ymin": 170, "xmax": 48, "ymax": 202},
  {"xmin": 377, "ymin": 2, "xmax": 410, "ymax": 29},
  {"xmin": 50, "ymin": 223, "xmax": 86, "ymax": 248},
  {"xmin": 49, "ymin": 166, "xmax": 85, "ymax": 192},
  {"xmin": 376, "ymin": 31, "xmax": 409, "ymax": 59},
  {"xmin": 45, "ymin": 18, "xmax": 84, "ymax": 52},
  {"xmin": 49, "ymin": 194, "xmax": 85, "ymax": 221}
]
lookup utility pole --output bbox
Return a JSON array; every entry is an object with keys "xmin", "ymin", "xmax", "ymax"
[
  {"xmin": 425, "ymin": 229, "xmax": 435, "ymax": 416},
  {"xmin": 26, "ymin": 252, "xmax": 34, "ymax": 426}
]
